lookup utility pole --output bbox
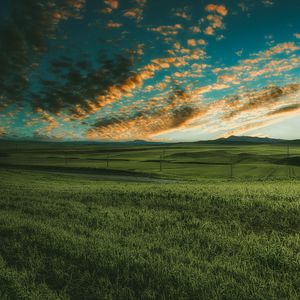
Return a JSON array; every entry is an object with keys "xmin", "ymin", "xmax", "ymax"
[
  {"xmin": 159, "ymin": 154, "xmax": 162, "ymax": 172},
  {"xmin": 106, "ymin": 153, "xmax": 109, "ymax": 168},
  {"xmin": 230, "ymin": 163, "xmax": 233, "ymax": 179},
  {"xmin": 287, "ymin": 143, "xmax": 291, "ymax": 178},
  {"xmin": 229, "ymin": 155, "xmax": 234, "ymax": 179}
]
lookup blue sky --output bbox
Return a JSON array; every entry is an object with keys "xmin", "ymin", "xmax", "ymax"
[{"xmin": 1, "ymin": 0, "xmax": 300, "ymax": 141}]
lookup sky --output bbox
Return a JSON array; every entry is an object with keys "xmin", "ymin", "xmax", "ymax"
[{"xmin": 0, "ymin": 0, "xmax": 300, "ymax": 142}]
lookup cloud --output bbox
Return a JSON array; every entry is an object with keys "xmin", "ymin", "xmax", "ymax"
[
  {"xmin": 0, "ymin": 0, "xmax": 85, "ymax": 107},
  {"xmin": 266, "ymin": 103, "xmax": 300, "ymax": 116},
  {"xmin": 106, "ymin": 20, "xmax": 123, "ymax": 28},
  {"xmin": 187, "ymin": 82, "xmax": 300, "ymax": 139},
  {"xmin": 0, "ymin": 127, "xmax": 6, "ymax": 136},
  {"xmin": 189, "ymin": 26, "xmax": 201, "ymax": 33},
  {"xmin": 172, "ymin": 7, "xmax": 191, "ymax": 20},
  {"xmin": 210, "ymin": 42, "xmax": 300, "ymax": 88},
  {"xmin": 194, "ymin": 83, "xmax": 230, "ymax": 95},
  {"xmin": 262, "ymin": 0, "xmax": 274, "ymax": 7},
  {"xmin": 147, "ymin": 24, "xmax": 183, "ymax": 36},
  {"xmin": 205, "ymin": 4, "xmax": 228, "ymax": 16},
  {"xmin": 35, "ymin": 108, "xmax": 60, "ymax": 134},
  {"xmin": 204, "ymin": 26, "xmax": 214, "ymax": 35},
  {"xmin": 198, "ymin": 39, "xmax": 207, "ymax": 45},
  {"xmin": 204, "ymin": 4, "xmax": 227, "ymax": 36},
  {"xmin": 123, "ymin": 0, "xmax": 147, "ymax": 22},
  {"xmin": 33, "ymin": 52, "xmax": 135, "ymax": 117},
  {"xmin": 187, "ymin": 39, "xmax": 197, "ymax": 47},
  {"xmin": 207, "ymin": 14, "xmax": 224, "ymax": 29},
  {"xmin": 106, "ymin": 0, "xmax": 119, "ymax": 9},
  {"xmin": 86, "ymin": 87, "xmax": 206, "ymax": 140},
  {"xmin": 222, "ymin": 120, "xmax": 274, "ymax": 138},
  {"xmin": 261, "ymin": 42, "xmax": 299, "ymax": 57},
  {"xmin": 222, "ymin": 84, "xmax": 300, "ymax": 120},
  {"xmin": 85, "ymin": 82, "xmax": 300, "ymax": 141},
  {"xmin": 124, "ymin": 8, "xmax": 143, "ymax": 21}
]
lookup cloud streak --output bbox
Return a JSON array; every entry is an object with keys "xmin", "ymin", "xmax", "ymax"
[{"xmin": 85, "ymin": 82, "xmax": 300, "ymax": 140}]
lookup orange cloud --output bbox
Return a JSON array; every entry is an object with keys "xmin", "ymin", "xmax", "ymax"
[
  {"xmin": 124, "ymin": 8, "xmax": 143, "ymax": 21},
  {"xmin": 86, "ymin": 90, "xmax": 206, "ymax": 141},
  {"xmin": 147, "ymin": 24, "xmax": 183, "ymax": 36},
  {"xmin": 222, "ymin": 84, "xmax": 300, "ymax": 120},
  {"xmin": 106, "ymin": 20, "xmax": 123, "ymax": 28},
  {"xmin": 207, "ymin": 14, "xmax": 224, "ymax": 29},
  {"xmin": 222, "ymin": 120, "xmax": 274, "ymax": 138},
  {"xmin": 84, "ymin": 80, "xmax": 300, "ymax": 141},
  {"xmin": 204, "ymin": 26, "xmax": 214, "ymax": 35},
  {"xmin": 104, "ymin": 0, "xmax": 119, "ymax": 9},
  {"xmin": 0, "ymin": 127, "xmax": 5, "ymax": 136},
  {"xmin": 51, "ymin": 0, "xmax": 86, "ymax": 23},
  {"xmin": 187, "ymin": 39, "xmax": 197, "ymax": 47},
  {"xmin": 267, "ymin": 103, "xmax": 300, "ymax": 116},
  {"xmin": 255, "ymin": 42, "xmax": 299, "ymax": 59},
  {"xmin": 35, "ymin": 108, "xmax": 60, "ymax": 134},
  {"xmin": 123, "ymin": 0, "xmax": 147, "ymax": 22},
  {"xmin": 204, "ymin": 4, "xmax": 227, "ymax": 36},
  {"xmin": 210, "ymin": 41, "xmax": 300, "ymax": 88},
  {"xmin": 198, "ymin": 39, "xmax": 207, "ymax": 45},
  {"xmin": 101, "ymin": 0, "xmax": 119, "ymax": 13},
  {"xmin": 189, "ymin": 26, "xmax": 201, "ymax": 33},
  {"xmin": 205, "ymin": 4, "xmax": 228, "ymax": 16},
  {"xmin": 67, "ymin": 0, "xmax": 86, "ymax": 10},
  {"xmin": 172, "ymin": 7, "xmax": 191, "ymax": 20}
]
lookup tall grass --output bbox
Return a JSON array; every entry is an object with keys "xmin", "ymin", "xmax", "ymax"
[{"xmin": 0, "ymin": 169, "xmax": 300, "ymax": 299}]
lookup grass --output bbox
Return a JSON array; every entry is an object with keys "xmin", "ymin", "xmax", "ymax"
[
  {"xmin": 0, "ymin": 141, "xmax": 299, "ymax": 180},
  {"xmin": 0, "ymin": 168, "xmax": 300, "ymax": 299}
]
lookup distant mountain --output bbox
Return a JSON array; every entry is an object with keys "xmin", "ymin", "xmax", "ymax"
[
  {"xmin": 215, "ymin": 135, "xmax": 284, "ymax": 144},
  {"xmin": 1, "ymin": 135, "xmax": 300, "ymax": 145},
  {"xmin": 0, "ymin": 138, "xmax": 165, "ymax": 146},
  {"xmin": 196, "ymin": 135, "xmax": 300, "ymax": 145}
]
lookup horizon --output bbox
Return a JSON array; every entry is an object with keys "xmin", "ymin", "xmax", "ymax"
[
  {"xmin": 1, "ymin": 134, "xmax": 299, "ymax": 143},
  {"xmin": 1, "ymin": 0, "xmax": 300, "ymax": 141}
]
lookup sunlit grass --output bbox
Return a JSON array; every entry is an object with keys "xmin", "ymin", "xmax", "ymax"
[{"xmin": 0, "ymin": 169, "xmax": 300, "ymax": 299}]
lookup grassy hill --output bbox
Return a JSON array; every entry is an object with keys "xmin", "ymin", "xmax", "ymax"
[
  {"xmin": 0, "ymin": 140, "xmax": 299, "ymax": 180},
  {"xmin": 0, "ymin": 169, "xmax": 300, "ymax": 299},
  {"xmin": 0, "ymin": 141, "xmax": 299, "ymax": 298}
]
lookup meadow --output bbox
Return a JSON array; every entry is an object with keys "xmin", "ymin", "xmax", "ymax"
[
  {"xmin": 0, "ymin": 141, "xmax": 300, "ymax": 299},
  {"xmin": 0, "ymin": 140, "xmax": 300, "ymax": 180}
]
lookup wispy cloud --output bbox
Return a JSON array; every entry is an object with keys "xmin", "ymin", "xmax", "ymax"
[
  {"xmin": 101, "ymin": 0, "xmax": 119, "ymax": 13},
  {"xmin": 106, "ymin": 20, "xmax": 123, "ymax": 28},
  {"xmin": 172, "ymin": 7, "xmax": 192, "ymax": 20},
  {"xmin": 147, "ymin": 24, "xmax": 183, "ymax": 36}
]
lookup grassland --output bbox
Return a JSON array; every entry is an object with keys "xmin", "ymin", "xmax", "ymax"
[
  {"xmin": 0, "ymin": 140, "xmax": 300, "ymax": 180},
  {"xmin": 0, "ymin": 141, "xmax": 300, "ymax": 299}
]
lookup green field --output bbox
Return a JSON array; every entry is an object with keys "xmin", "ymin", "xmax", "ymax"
[
  {"xmin": 0, "ymin": 142, "xmax": 300, "ymax": 299},
  {"xmin": 0, "ymin": 141, "xmax": 300, "ymax": 180}
]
